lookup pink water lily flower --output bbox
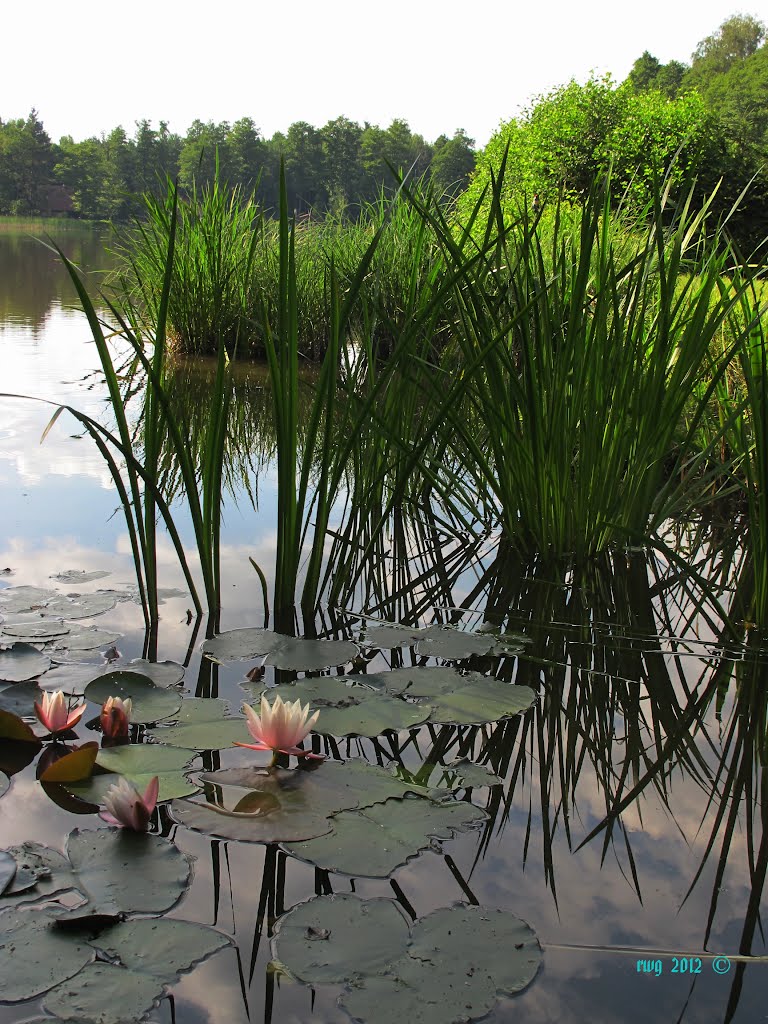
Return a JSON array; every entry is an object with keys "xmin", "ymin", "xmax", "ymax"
[
  {"xmin": 99, "ymin": 775, "xmax": 159, "ymax": 831},
  {"xmin": 34, "ymin": 690, "xmax": 86, "ymax": 736},
  {"xmin": 100, "ymin": 696, "xmax": 132, "ymax": 738},
  {"xmin": 235, "ymin": 694, "xmax": 322, "ymax": 758}
]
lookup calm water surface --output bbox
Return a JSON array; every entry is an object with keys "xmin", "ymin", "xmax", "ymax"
[{"xmin": 0, "ymin": 228, "xmax": 766, "ymax": 1024}]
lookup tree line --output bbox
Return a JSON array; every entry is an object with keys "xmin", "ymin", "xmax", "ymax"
[{"xmin": 0, "ymin": 113, "xmax": 476, "ymax": 220}]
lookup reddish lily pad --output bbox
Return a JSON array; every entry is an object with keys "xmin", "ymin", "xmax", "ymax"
[
  {"xmin": 38, "ymin": 742, "xmax": 99, "ymax": 783},
  {"xmin": 0, "ymin": 708, "xmax": 40, "ymax": 743}
]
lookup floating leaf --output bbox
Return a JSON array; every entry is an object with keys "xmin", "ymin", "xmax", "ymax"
[
  {"xmin": 0, "ymin": 908, "xmax": 93, "ymax": 1001},
  {"xmin": 39, "ymin": 742, "xmax": 99, "ymax": 783},
  {"xmin": 286, "ymin": 794, "xmax": 486, "ymax": 877},
  {"xmin": 364, "ymin": 665, "xmax": 467, "ymax": 698},
  {"xmin": 250, "ymin": 678, "xmax": 430, "ymax": 737},
  {"xmin": 146, "ymin": 697, "xmax": 243, "ymax": 749},
  {"xmin": 359, "ymin": 625, "xmax": 427, "ymax": 650},
  {"xmin": 265, "ymin": 637, "xmax": 359, "ymax": 672},
  {"xmin": 42, "ymin": 962, "xmax": 164, "ymax": 1023},
  {"xmin": 0, "ymin": 680, "xmax": 42, "ymax": 717},
  {"xmin": 0, "ymin": 586, "xmax": 57, "ymax": 614},
  {"xmin": 52, "ymin": 624, "xmax": 122, "ymax": 652},
  {"xmin": 67, "ymin": 744, "xmax": 199, "ymax": 802},
  {"xmin": 61, "ymin": 829, "xmax": 190, "ymax": 918},
  {"xmin": 0, "ymin": 851, "xmax": 16, "ymax": 894},
  {"xmin": 272, "ymin": 893, "xmax": 410, "ymax": 984},
  {"xmin": 107, "ymin": 659, "xmax": 185, "ymax": 688},
  {"xmin": 0, "ymin": 707, "xmax": 40, "ymax": 743},
  {"xmin": 439, "ymin": 759, "xmax": 503, "ymax": 788},
  {"xmin": 92, "ymin": 917, "xmax": 230, "ymax": 975},
  {"xmin": 50, "ymin": 570, "xmax": 111, "ymax": 584},
  {"xmin": 0, "ymin": 641, "xmax": 51, "ymax": 682},
  {"xmin": 38, "ymin": 662, "xmax": 103, "ymax": 695},
  {"xmin": 201, "ymin": 627, "xmax": 285, "ymax": 663},
  {"xmin": 42, "ymin": 592, "xmax": 117, "ymax": 619},
  {"xmin": 1, "ymin": 619, "xmax": 70, "ymax": 640},
  {"xmin": 415, "ymin": 624, "xmax": 523, "ymax": 661},
  {"xmin": 0, "ymin": 843, "xmax": 76, "ymax": 909},
  {"xmin": 84, "ymin": 673, "xmax": 181, "ymax": 725},
  {"xmin": 0, "ymin": 770, "xmax": 8, "ymax": 798}
]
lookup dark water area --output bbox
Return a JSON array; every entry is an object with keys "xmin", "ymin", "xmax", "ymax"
[{"xmin": 0, "ymin": 231, "xmax": 767, "ymax": 1024}]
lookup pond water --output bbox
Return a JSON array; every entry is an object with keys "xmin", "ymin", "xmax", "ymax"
[{"xmin": 1, "ymin": 228, "xmax": 767, "ymax": 1024}]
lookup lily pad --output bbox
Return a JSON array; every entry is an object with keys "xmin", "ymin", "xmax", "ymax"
[
  {"xmin": 201, "ymin": 627, "xmax": 285, "ymax": 663},
  {"xmin": 51, "ymin": 570, "xmax": 112, "ymax": 584},
  {"xmin": 172, "ymin": 759, "xmax": 424, "ymax": 844},
  {"xmin": 360, "ymin": 624, "xmax": 427, "ymax": 649},
  {"xmin": 61, "ymin": 829, "xmax": 190, "ymax": 917},
  {"xmin": 272, "ymin": 893, "xmax": 410, "ymax": 984},
  {"xmin": 107, "ymin": 659, "xmax": 185, "ymax": 688},
  {"xmin": 0, "ymin": 707, "xmax": 40, "ymax": 743},
  {"xmin": 1, "ymin": 619, "xmax": 70, "ymax": 640},
  {"xmin": 42, "ymin": 962, "xmax": 164, "ymax": 1023},
  {"xmin": 0, "ymin": 843, "xmax": 76, "ymax": 909},
  {"xmin": 0, "ymin": 770, "xmax": 8, "ymax": 798},
  {"xmin": 285, "ymin": 794, "xmax": 487, "ymax": 877},
  {"xmin": 0, "ymin": 641, "xmax": 51, "ymax": 682},
  {"xmin": 67, "ymin": 744, "xmax": 198, "ymax": 802},
  {"xmin": 265, "ymin": 637, "xmax": 360, "ymax": 672},
  {"xmin": 250, "ymin": 678, "xmax": 430, "ymax": 737},
  {"xmin": 439, "ymin": 759, "xmax": 503, "ymax": 788},
  {"xmin": 84, "ymin": 673, "xmax": 181, "ymax": 725},
  {"xmin": 0, "ymin": 586, "xmax": 57, "ymax": 614},
  {"xmin": 94, "ymin": 917, "xmax": 230, "ymax": 975},
  {"xmin": 38, "ymin": 662, "xmax": 104, "ymax": 695},
  {"xmin": 42, "ymin": 592, "xmax": 117, "ymax": 619},
  {"xmin": 415, "ymin": 624, "xmax": 523, "ymax": 661},
  {"xmin": 39, "ymin": 742, "xmax": 99, "ymax": 783},
  {"xmin": 52, "ymin": 624, "xmax": 122, "ymax": 652},
  {"xmin": 0, "ymin": 850, "xmax": 16, "ymax": 894},
  {"xmin": 0, "ymin": 680, "xmax": 43, "ymax": 717},
  {"xmin": 146, "ymin": 697, "xmax": 244, "ymax": 749},
  {"xmin": 0, "ymin": 907, "xmax": 93, "ymax": 1001}
]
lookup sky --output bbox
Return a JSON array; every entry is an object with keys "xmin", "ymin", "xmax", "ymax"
[{"xmin": 1, "ymin": 0, "xmax": 754, "ymax": 148}]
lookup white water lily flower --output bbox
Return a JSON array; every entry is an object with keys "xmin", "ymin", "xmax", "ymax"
[{"xmin": 235, "ymin": 693, "xmax": 321, "ymax": 757}]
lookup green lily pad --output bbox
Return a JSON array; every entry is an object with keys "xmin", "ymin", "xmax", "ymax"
[
  {"xmin": 360, "ymin": 625, "xmax": 427, "ymax": 649},
  {"xmin": 42, "ymin": 592, "xmax": 117, "ymax": 619},
  {"xmin": 0, "ymin": 586, "xmax": 57, "ymax": 614},
  {"xmin": 52, "ymin": 624, "xmax": 122, "ymax": 652},
  {"xmin": 251, "ymin": 678, "xmax": 430, "ymax": 737},
  {"xmin": 93, "ymin": 917, "xmax": 230, "ymax": 975},
  {"xmin": 426, "ymin": 677, "xmax": 536, "ymax": 725},
  {"xmin": 272, "ymin": 893, "xmax": 410, "ymax": 984},
  {"xmin": 146, "ymin": 697, "xmax": 244, "ymax": 749},
  {"xmin": 51, "ymin": 570, "xmax": 111, "ymax": 584},
  {"xmin": 0, "ymin": 641, "xmax": 51, "ymax": 682},
  {"xmin": 39, "ymin": 662, "xmax": 103, "ymax": 695},
  {"xmin": 201, "ymin": 627, "xmax": 286, "ymax": 663},
  {"xmin": 364, "ymin": 667, "xmax": 536, "ymax": 725},
  {"xmin": 109, "ymin": 659, "xmax": 185, "ymax": 688},
  {"xmin": 415, "ymin": 624, "xmax": 523, "ymax": 661},
  {"xmin": 0, "ymin": 907, "xmax": 93, "ymax": 1001},
  {"xmin": 0, "ymin": 680, "xmax": 42, "ymax": 717},
  {"xmin": 0, "ymin": 843, "xmax": 76, "ymax": 910},
  {"xmin": 67, "ymin": 744, "xmax": 198, "ymax": 802},
  {"xmin": 340, "ymin": 950, "xmax": 496, "ymax": 1024},
  {"xmin": 172, "ymin": 759, "xmax": 423, "ymax": 844},
  {"xmin": 265, "ymin": 637, "xmax": 360, "ymax": 671},
  {"xmin": 42, "ymin": 962, "xmax": 164, "ymax": 1023},
  {"xmin": 1, "ymin": 619, "xmax": 70, "ymax": 640},
  {"xmin": 84, "ymin": 673, "xmax": 181, "ymax": 725},
  {"xmin": 439, "ymin": 759, "xmax": 503, "ymax": 788},
  {"xmin": 60, "ymin": 829, "xmax": 190, "ymax": 918},
  {"xmin": 285, "ymin": 794, "xmax": 487, "ymax": 877},
  {"xmin": 0, "ymin": 850, "xmax": 16, "ymax": 894}
]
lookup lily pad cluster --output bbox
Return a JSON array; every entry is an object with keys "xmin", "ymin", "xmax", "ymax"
[
  {"xmin": 172, "ymin": 758, "xmax": 486, "ymax": 876},
  {"xmin": 272, "ymin": 893, "xmax": 541, "ymax": 1023},
  {"xmin": 247, "ymin": 666, "xmax": 536, "ymax": 734},
  {"xmin": 0, "ymin": 829, "xmax": 229, "ymax": 1023}
]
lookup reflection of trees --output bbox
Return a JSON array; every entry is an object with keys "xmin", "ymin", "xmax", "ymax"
[{"xmin": 0, "ymin": 230, "xmax": 112, "ymax": 333}]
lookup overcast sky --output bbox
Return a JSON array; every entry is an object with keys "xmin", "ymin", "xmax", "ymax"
[{"xmin": 2, "ymin": 1, "xmax": 751, "ymax": 147}]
